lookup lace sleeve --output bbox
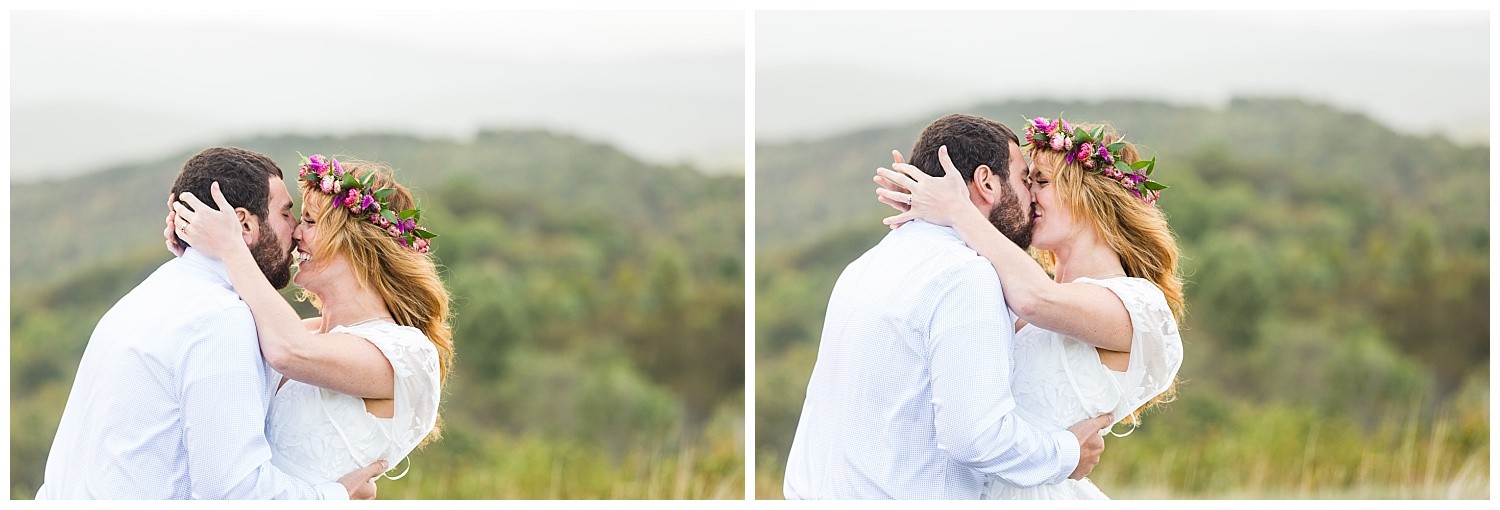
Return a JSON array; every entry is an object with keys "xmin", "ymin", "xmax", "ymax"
[
  {"xmin": 358, "ymin": 323, "xmax": 442, "ymax": 466},
  {"xmin": 1078, "ymin": 277, "xmax": 1184, "ymax": 421}
]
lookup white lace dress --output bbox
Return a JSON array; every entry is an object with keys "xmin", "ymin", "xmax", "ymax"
[
  {"xmin": 981, "ymin": 277, "xmax": 1183, "ymax": 500},
  {"xmin": 265, "ymin": 321, "xmax": 442, "ymax": 484}
]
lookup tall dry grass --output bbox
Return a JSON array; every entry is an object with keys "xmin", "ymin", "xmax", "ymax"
[
  {"xmin": 754, "ymin": 392, "xmax": 1487, "ymax": 499},
  {"xmin": 381, "ymin": 416, "xmax": 744, "ymax": 499}
]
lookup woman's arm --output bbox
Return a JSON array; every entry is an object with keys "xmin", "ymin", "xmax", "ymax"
[
  {"xmin": 173, "ymin": 182, "xmax": 394, "ymax": 398},
  {"xmin": 302, "ymin": 316, "xmax": 325, "ymax": 332},
  {"xmin": 874, "ymin": 146, "xmax": 1133, "ymax": 352},
  {"xmin": 946, "ymin": 207, "xmax": 1133, "ymax": 353},
  {"xmin": 165, "ymin": 194, "xmax": 185, "ymax": 257}
]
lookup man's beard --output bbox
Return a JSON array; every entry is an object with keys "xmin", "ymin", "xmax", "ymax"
[
  {"xmin": 249, "ymin": 224, "xmax": 293, "ymax": 289},
  {"xmin": 987, "ymin": 184, "xmax": 1034, "ymax": 250}
]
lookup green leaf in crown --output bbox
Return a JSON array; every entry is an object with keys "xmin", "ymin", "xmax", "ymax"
[
  {"xmin": 297, "ymin": 153, "xmax": 438, "ymax": 254},
  {"xmin": 1023, "ymin": 116, "xmax": 1166, "ymax": 205}
]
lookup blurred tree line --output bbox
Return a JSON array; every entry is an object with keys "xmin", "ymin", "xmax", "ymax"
[
  {"xmin": 10, "ymin": 130, "xmax": 745, "ymax": 498},
  {"xmin": 754, "ymin": 98, "xmax": 1488, "ymax": 498}
]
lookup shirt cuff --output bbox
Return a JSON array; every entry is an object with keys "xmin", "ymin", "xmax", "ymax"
[
  {"xmin": 1050, "ymin": 428, "xmax": 1081, "ymax": 484},
  {"xmin": 317, "ymin": 482, "xmax": 350, "ymax": 500}
]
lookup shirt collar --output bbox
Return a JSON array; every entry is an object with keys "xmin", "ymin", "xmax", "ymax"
[
  {"xmin": 895, "ymin": 219, "xmax": 962, "ymax": 241},
  {"xmin": 178, "ymin": 247, "xmax": 235, "ymax": 289}
]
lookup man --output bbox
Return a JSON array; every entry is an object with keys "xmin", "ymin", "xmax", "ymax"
[
  {"xmin": 38, "ymin": 147, "xmax": 384, "ymax": 499},
  {"xmin": 783, "ymin": 114, "xmax": 1111, "ymax": 499}
]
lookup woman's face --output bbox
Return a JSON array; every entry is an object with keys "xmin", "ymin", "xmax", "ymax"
[
  {"xmin": 292, "ymin": 200, "xmax": 340, "ymax": 290},
  {"xmin": 1027, "ymin": 159, "xmax": 1084, "ymax": 251}
]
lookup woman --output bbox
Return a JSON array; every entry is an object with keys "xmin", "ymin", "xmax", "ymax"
[
  {"xmin": 874, "ymin": 118, "xmax": 1184, "ymax": 499},
  {"xmin": 169, "ymin": 154, "xmax": 453, "ymax": 486}
]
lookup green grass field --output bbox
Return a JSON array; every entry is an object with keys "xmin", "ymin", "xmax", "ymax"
[
  {"xmin": 388, "ymin": 434, "xmax": 744, "ymax": 499},
  {"xmin": 754, "ymin": 394, "xmax": 1487, "ymax": 500}
]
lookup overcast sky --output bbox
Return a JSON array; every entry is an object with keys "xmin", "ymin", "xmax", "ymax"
[
  {"xmin": 11, "ymin": 10, "xmax": 746, "ymax": 180},
  {"xmin": 756, "ymin": 10, "xmax": 1489, "ymax": 144},
  {"xmin": 8, "ymin": 10, "xmax": 1491, "ymax": 180}
]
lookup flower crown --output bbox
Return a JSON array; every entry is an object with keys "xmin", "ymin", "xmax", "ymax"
[
  {"xmin": 1022, "ymin": 116, "xmax": 1167, "ymax": 205},
  {"xmin": 298, "ymin": 154, "xmax": 436, "ymax": 254}
]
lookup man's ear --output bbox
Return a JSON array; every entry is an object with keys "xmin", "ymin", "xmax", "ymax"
[
  {"xmin": 971, "ymin": 164, "xmax": 999, "ymax": 204},
  {"xmin": 236, "ymin": 208, "xmax": 257, "ymax": 245}
]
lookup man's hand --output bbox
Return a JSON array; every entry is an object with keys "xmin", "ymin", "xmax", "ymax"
[
  {"xmin": 1066, "ymin": 413, "xmax": 1112, "ymax": 480},
  {"xmin": 338, "ymin": 460, "xmax": 388, "ymax": 500}
]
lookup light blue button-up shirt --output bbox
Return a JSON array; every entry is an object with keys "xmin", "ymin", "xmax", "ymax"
[
  {"xmin": 784, "ymin": 221, "xmax": 1079, "ymax": 499},
  {"xmin": 37, "ymin": 248, "xmax": 346, "ymax": 499}
]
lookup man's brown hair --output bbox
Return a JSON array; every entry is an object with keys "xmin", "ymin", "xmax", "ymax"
[
  {"xmin": 910, "ymin": 113, "xmax": 1021, "ymax": 182},
  {"xmin": 170, "ymin": 147, "xmax": 282, "ymax": 248}
]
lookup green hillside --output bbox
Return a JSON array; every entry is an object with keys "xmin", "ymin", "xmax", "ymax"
[
  {"xmin": 757, "ymin": 98, "xmax": 1486, "ymax": 252},
  {"xmin": 10, "ymin": 130, "xmax": 745, "ymax": 498},
  {"xmin": 755, "ymin": 98, "xmax": 1488, "ymax": 498},
  {"xmin": 13, "ymin": 130, "xmax": 730, "ymax": 286}
]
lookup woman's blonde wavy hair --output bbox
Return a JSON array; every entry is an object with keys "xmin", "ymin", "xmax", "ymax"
[
  {"xmin": 298, "ymin": 159, "xmax": 454, "ymax": 445},
  {"xmin": 1028, "ymin": 123, "xmax": 1184, "ymax": 425}
]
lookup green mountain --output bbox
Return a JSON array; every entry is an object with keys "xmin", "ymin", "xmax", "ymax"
[
  {"xmin": 756, "ymin": 97, "xmax": 1487, "ymax": 252},
  {"xmin": 13, "ymin": 130, "xmax": 736, "ymax": 286},
  {"xmin": 10, "ymin": 130, "xmax": 746, "ymax": 498}
]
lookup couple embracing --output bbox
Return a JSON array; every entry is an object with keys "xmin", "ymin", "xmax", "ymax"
[
  {"xmin": 38, "ymin": 147, "xmax": 451, "ymax": 499},
  {"xmin": 785, "ymin": 113, "xmax": 1184, "ymax": 500}
]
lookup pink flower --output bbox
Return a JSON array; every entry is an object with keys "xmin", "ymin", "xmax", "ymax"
[
  {"xmin": 1060, "ymin": 118, "xmax": 1072, "ymax": 134},
  {"xmin": 387, "ymin": 225, "xmax": 400, "ymax": 237},
  {"xmin": 1031, "ymin": 117, "xmax": 1050, "ymax": 133},
  {"xmin": 307, "ymin": 154, "xmax": 329, "ymax": 173},
  {"xmin": 415, "ymin": 239, "xmax": 430, "ymax": 253},
  {"xmin": 319, "ymin": 176, "xmax": 336, "ymax": 193},
  {"xmin": 1076, "ymin": 143, "xmax": 1096, "ymax": 168},
  {"xmin": 1050, "ymin": 133, "xmax": 1067, "ymax": 151},
  {"xmin": 331, "ymin": 158, "xmax": 344, "ymax": 177}
]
